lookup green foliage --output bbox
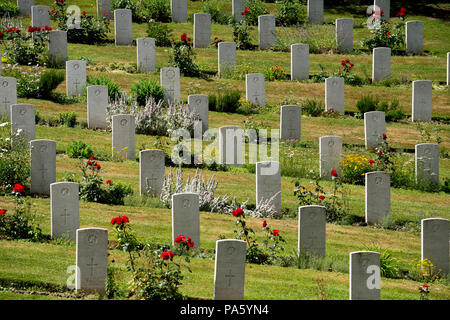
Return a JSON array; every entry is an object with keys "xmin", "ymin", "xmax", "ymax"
[
  {"xmin": 50, "ymin": 0, "xmax": 110, "ymax": 44},
  {"xmin": 112, "ymin": 0, "xmax": 148, "ymax": 23},
  {"xmin": 265, "ymin": 65, "xmax": 287, "ymax": 81},
  {"xmin": 146, "ymin": 21, "xmax": 173, "ymax": 47},
  {"xmin": 0, "ymin": 1, "xmax": 19, "ymax": 16},
  {"xmin": 38, "ymin": 69, "xmax": 65, "ymax": 99},
  {"xmin": 168, "ymin": 36, "xmax": 202, "ymax": 77},
  {"xmin": 86, "ymin": 75, "xmax": 121, "ymax": 100},
  {"xmin": 243, "ymin": 0, "xmax": 268, "ymax": 25},
  {"xmin": 105, "ymin": 182, "xmax": 133, "ymax": 205},
  {"xmin": 274, "ymin": 24, "xmax": 337, "ymax": 53},
  {"xmin": 356, "ymin": 96, "xmax": 405, "ymax": 122},
  {"xmin": 58, "ymin": 112, "xmax": 77, "ymax": 128},
  {"xmin": 0, "ymin": 131, "xmax": 30, "ymax": 194},
  {"xmin": 231, "ymin": 18, "xmax": 254, "ymax": 50},
  {"xmin": 66, "ymin": 141, "xmax": 94, "ymax": 159},
  {"xmin": 301, "ymin": 98, "xmax": 324, "ymax": 117},
  {"xmin": 130, "ymin": 79, "xmax": 165, "ymax": 106},
  {"xmin": 361, "ymin": 22, "xmax": 405, "ymax": 51},
  {"xmin": 276, "ymin": 0, "xmax": 307, "ymax": 26},
  {"xmin": 209, "ymin": 87, "xmax": 242, "ymax": 113},
  {"xmin": 146, "ymin": 0, "xmax": 171, "ymax": 22},
  {"xmin": 202, "ymin": 0, "xmax": 230, "ymax": 25},
  {"xmin": 294, "ymin": 173, "xmax": 349, "ymax": 223}
]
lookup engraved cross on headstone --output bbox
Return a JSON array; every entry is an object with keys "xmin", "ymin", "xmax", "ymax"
[
  {"xmin": 60, "ymin": 208, "xmax": 71, "ymax": 226},
  {"xmin": 39, "ymin": 167, "xmax": 48, "ymax": 186},
  {"xmin": 224, "ymin": 269, "xmax": 235, "ymax": 287},
  {"xmin": 2, "ymin": 97, "xmax": 10, "ymax": 110},
  {"xmin": 86, "ymin": 257, "xmax": 97, "ymax": 278}
]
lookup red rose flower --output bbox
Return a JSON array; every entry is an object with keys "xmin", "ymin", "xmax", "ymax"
[
  {"xmin": 174, "ymin": 234, "xmax": 186, "ymax": 243},
  {"xmin": 186, "ymin": 237, "xmax": 194, "ymax": 248},
  {"xmin": 89, "ymin": 156, "xmax": 95, "ymax": 160},
  {"xmin": 273, "ymin": 230, "xmax": 279, "ymax": 236},
  {"xmin": 386, "ymin": 32, "xmax": 391, "ymax": 36},
  {"xmin": 378, "ymin": 151, "xmax": 383, "ymax": 156},
  {"xmin": 82, "ymin": 11, "xmax": 86, "ymax": 15},
  {"xmin": 0, "ymin": 31, "xmax": 3, "ymax": 37},
  {"xmin": 187, "ymin": 37, "xmax": 191, "ymax": 42},
  {"xmin": 232, "ymin": 208, "xmax": 244, "ymax": 217},
  {"xmin": 345, "ymin": 59, "xmax": 350, "ymax": 63},
  {"xmin": 341, "ymin": 60, "xmax": 346, "ymax": 66},
  {"xmin": 382, "ymin": 133, "xmax": 387, "ymax": 140},
  {"xmin": 87, "ymin": 160, "xmax": 92, "ymax": 165},
  {"xmin": 262, "ymin": 220, "xmax": 267, "ymax": 228},
  {"xmin": 319, "ymin": 195, "xmax": 325, "ymax": 200},
  {"xmin": 331, "ymin": 169, "xmax": 338, "ymax": 177},
  {"xmin": 181, "ymin": 33, "xmax": 187, "ymax": 42},
  {"xmin": 369, "ymin": 159, "xmax": 375, "ymax": 164},
  {"xmin": 106, "ymin": 179, "xmax": 112, "ymax": 184},
  {"xmin": 241, "ymin": 8, "xmax": 249, "ymax": 15},
  {"xmin": 13, "ymin": 184, "xmax": 25, "ymax": 194},
  {"xmin": 350, "ymin": 63, "xmax": 354, "ymax": 67},
  {"xmin": 161, "ymin": 251, "xmax": 175, "ymax": 260},
  {"xmin": 0, "ymin": 209, "xmax": 6, "ymax": 215}
]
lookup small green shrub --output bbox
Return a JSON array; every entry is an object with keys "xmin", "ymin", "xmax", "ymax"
[
  {"xmin": 38, "ymin": 69, "xmax": 65, "ymax": 99},
  {"xmin": 105, "ymin": 182, "xmax": 133, "ymax": 205},
  {"xmin": 243, "ymin": 0, "xmax": 268, "ymax": 25},
  {"xmin": 86, "ymin": 75, "xmax": 121, "ymax": 100},
  {"xmin": 146, "ymin": 0, "xmax": 171, "ymax": 22},
  {"xmin": 58, "ymin": 112, "xmax": 77, "ymax": 127},
  {"xmin": 276, "ymin": 0, "xmax": 307, "ymax": 26},
  {"xmin": 146, "ymin": 21, "xmax": 173, "ymax": 47},
  {"xmin": 130, "ymin": 79, "xmax": 165, "ymax": 106},
  {"xmin": 361, "ymin": 22, "xmax": 405, "ymax": 51},
  {"xmin": 212, "ymin": 90, "xmax": 241, "ymax": 113},
  {"xmin": 301, "ymin": 98, "xmax": 323, "ymax": 117},
  {"xmin": 169, "ymin": 34, "xmax": 202, "ymax": 77},
  {"xmin": 66, "ymin": 141, "xmax": 94, "ymax": 159},
  {"xmin": 202, "ymin": 0, "xmax": 230, "ymax": 25},
  {"xmin": 0, "ymin": 1, "xmax": 19, "ymax": 16},
  {"xmin": 112, "ymin": 0, "xmax": 147, "ymax": 23},
  {"xmin": 356, "ymin": 95, "xmax": 379, "ymax": 114}
]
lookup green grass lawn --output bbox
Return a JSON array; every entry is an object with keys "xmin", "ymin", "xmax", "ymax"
[{"xmin": 0, "ymin": 0, "xmax": 449, "ymax": 300}]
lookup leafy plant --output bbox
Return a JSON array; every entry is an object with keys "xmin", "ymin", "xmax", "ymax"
[
  {"xmin": 130, "ymin": 79, "xmax": 165, "ymax": 106},
  {"xmin": 86, "ymin": 76, "xmax": 121, "ymax": 100},
  {"xmin": 66, "ymin": 141, "xmax": 94, "ymax": 159},
  {"xmin": 265, "ymin": 65, "xmax": 287, "ymax": 81},
  {"xmin": 231, "ymin": 11, "xmax": 254, "ymax": 50},
  {"xmin": 146, "ymin": 0, "xmax": 171, "ymax": 22},
  {"xmin": 0, "ymin": 1, "xmax": 19, "ymax": 16},
  {"xmin": 202, "ymin": 0, "xmax": 230, "ymax": 25},
  {"xmin": 168, "ymin": 33, "xmax": 201, "ymax": 77},
  {"xmin": 242, "ymin": 0, "xmax": 268, "ymax": 25},
  {"xmin": 146, "ymin": 21, "xmax": 173, "ymax": 47},
  {"xmin": 58, "ymin": 112, "xmax": 77, "ymax": 127},
  {"xmin": 301, "ymin": 98, "xmax": 323, "ymax": 117},
  {"xmin": 276, "ymin": 0, "xmax": 307, "ymax": 26},
  {"xmin": 361, "ymin": 22, "xmax": 405, "ymax": 51}
]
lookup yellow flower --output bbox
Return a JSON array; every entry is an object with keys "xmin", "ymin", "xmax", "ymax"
[{"xmin": 1, "ymin": 57, "xmax": 8, "ymax": 63}]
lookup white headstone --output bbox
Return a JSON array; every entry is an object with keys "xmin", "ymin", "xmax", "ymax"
[
  {"xmin": 10, "ymin": 104, "xmax": 35, "ymax": 145},
  {"xmin": 336, "ymin": 18, "xmax": 353, "ymax": 52},
  {"xmin": 349, "ymin": 251, "xmax": 381, "ymax": 300},
  {"xmin": 291, "ymin": 44, "xmax": 309, "ymax": 80},
  {"xmin": 30, "ymin": 139, "xmax": 56, "ymax": 196},
  {"xmin": 364, "ymin": 111, "xmax": 386, "ymax": 149},
  {"xmin": 406, "ymin": 21, "xmax": 424, "ymax": 55},
  {"xmin": 415, "ymin": 143, "xmax": 439, "ymax": 186},
  {"xmin": 298, "ymin": 205, "xmax": 326, "ymax": 257},
  {"xmin": 372, "ymin": 47, "xmax": 391, "ymax": 82},
  {"xmin": 76, "ymin": 227, "xmax": 108, "ymax": 295},
  {"xmin": 17, "ymin": 0, "xmax": 34, "ymax": 16},
  {"xmin": 48, "ymin": 30, "xmax": 68, "ymax": 67},
  {"xmin": 412, "ymin": 80, "xmax": 432, "ymax": 122},
  {"xmin": 365, "ymin": 171, "xmax": 390, "ymax": 224},
  {"xmin": 319, "ymin": 136, "xmax": 342, "ymax": 180},
  {"xmin": 213, "ymin": 239, "xmax": 246, "ymax": 300},
  {"xmin": 194, "ymin": 13, "xmax": 211, "ymax": 48},
  {"xmin": 112, "ymin": 114, "xmax": 135, "ymax": 161},
  {"xmin": 325, "ymin": 77, "xmax": 345, "ymax": 113},
  {"xmin": 256, "ymin": 161, "xmax": 281, "ymax": 215},
  {"xmin": 114, "ymin": 9, "xmax": 132, "ymax": 46},
  {"xmin": 137, "ymin": 38, "xmax": 156, "ymax": 73},
  {"xmin": 374, "ymin": 0, "xmax": 390, "ymax": 21},
  {"xmin": 172, "ymin": 193, "xmax": 200, "ymax": 248},
  {"xmin": 258, "ymin": 15, "xmax": 276, "ymax": 50},
  {"xmin": 280, "ymin": 105, "xmax": 301, "ymax": 140},
  {"xmin": 219, "ymin": 126, "xmax": 244, "ymax": 167},
  {"xmin": 140, "ymin": 149, "xmax": 165, "ymax": 196},
  {"xmin": 447, "ymin": 52, "xmax": 449, "ymax": 86},
  {"xmin": 160, "ymin": 67, "xmax": 181, "ymax": 104},
  {"xmin": 87, "ymin": 85, "xmax": 108, "ymax": 130},
  {"xmin": 307, "ymin": 0, "xmax": 323, "ymax": 25},
  {"xmin": 66, "ymin": 60, "xmax": 86, "ymax": 97},
  {"xmin": 97, "ymin": 0, "xmax": 112, "ymax": 19},
  {"xmin": 218, "ymin": 42, "xmax": 236, "ymax": 77},
  {"xmin": 0, "ymin": 77, "xmax": 17, "ymax": 119},
  {"xmin": 171, "ymin": 0, "xmax": 187, "ymax": 23},
  {"xmin": 246, "ymin": 73, "xmax": 265, "ymax": 106},
  {"xmin": 188, "ymin": 94, "xmax": 209, "ymax": 133},
  {"xmin": 51, "ymin": 182, "xmax": 79, "ymax": 241},
  {"xmin": 232, "ymin": 0, "xmax": 245, "ymax": 22},
  {"xmin": 31, "ymin": 5, "xmax": 50, "ymax": 29},
  {"xmin": 421, "ymin": 218, "xmax": 449, "ymax": 275}
]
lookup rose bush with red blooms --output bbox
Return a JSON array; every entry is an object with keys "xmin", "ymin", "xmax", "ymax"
[
  {"xmin": 273, "ymin": 229, "xmax": 279, "ymax": 236},
  {"xmin": 319, "ymin": 195, "xmax": 325, "ymax": 200},
  {"xmin": 0, "ymin": 209, "xmax": 6, "ymax": 215},
  {"xmin": 241, "ymin": 8, "xmax": 249, "ymax": 15},
  {"xmin": 262, "ymin": 220, "xmax": 267, "ymax": 228},
  {"xmin": 331, "ymin": 170, "xmax": 338, "ymax": 177},
  {"xmin": 111, "ymin": 215, "xmax": 130, "ymax": 226},
  {"xmin": 232, "ymin": 208, "xmax": 244, "ymax": 217},
  {"xmin": 12, "ymin": 184, "xmax": 25, "ymax": 194}
]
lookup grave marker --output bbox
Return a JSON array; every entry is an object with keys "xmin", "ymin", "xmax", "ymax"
[
  {"xmin": 256, "ymin": 161, "xmax": 281, "ymax": 215},
  {"xmin": 219, "ymin": 126, "xmax": 244, "ymax": 167},
  {"xmin": 66, "ymin": 60, "xmax": 86, "ymax": 97},
  {"xmin": 374, "ymin": 0, "xmax": 390, "ymax": 21},
  {"xmin": 364, "ymin": 111, "xmax": 386, "ymax": 149},
  {"xmin": 30, "ymin": 139, "xmax": 56, "ymax": 196},
  {"xmin": 218, "ymin": 42, "xmax": 236, "ymax": 77},
  {"xmin": 336, "ymin": 18, "xmax": 353, "ymax": 52},
  {"xmin": 114, "ymin": 9, "xmax": 132, "ymax": 46},
  {"xmin": 171, "ymin": 0, "xmax": 187, "ymax": 23},
  {"xmin": 280, "ymin": 105, "xmax": 301, "ymax": 140},
  {"xmin": 172, "ymin": 193, "xmax": 200, "ymax": 248},
  {"xmin": 415, "ymin": 143, "xmax": 439, "ymax": 186},
  {"xmin": 48, "ymin": 30, "xmax": 68, "ymax": 67},
  {"xmin": 31, "ymin": 5, "xmax": 50, "ymax": 29},
  {"xmin": 258, "ymin": 15, "xmax": 276, "ymax": 50},
  {"xmin": 349, "ymin": 251, "xmax": 381, "ymax": 300},
  {"xmin": 412, "ymin": 80, "xmax": 432, "ymax": 122},
  {"xmin": 291, "ymin": 44, "xmax": 309, "ymax": 80},
  {"xmin": 188, "ymin": 94, "xmax": 209, "ymax": 133},
  {"xmin": 10, "ymin": 104, "xmax": 35, "ymax": 145},
  {"xmin": 213, "ymin": 239, "xmax": 246, "ymax": 300},
  {"xmin": 18, "ymin": 0, "xmax": 34, "ymax": 16},
  {"xmin": 298, "ymin": 205, "xmax": 326, "ymax": 258},
  {"xmin": 140, "ymin": 149, "xmax": 165, "ymax": 197},
  {"xmin": 246, "ymin": 73, "xmax": 265, "ymax": 106},
  {"xmin": 307, "ymin": 0, "xmax": 323, "ymax": 24},
  {"xmin": 87, "ymin": 85, "xmax": 108, "ymax": 130},
  {"xmin": 194, "ymin": 13, "xmax": 211, "ymax": 48},
  {"xmin": 372, "ymin": 47, "xmax": 391, "ymax": 82},
  {"xmin": 0, "ymin": 77, "xmax": 17, "ymax": 119},
  {"xmin": 76, "ymin": 228, "xmax": 108, "ymax": 295},
  {"xmin": 406, "ymin": 21, "xmax": 423, "ymax": 55},
  {"xmin": 421, "ymin": 218, "xmax": 449, "ymax": 275},
  {"xmin": 365, "ymin": 171, "xmax": 390, "ymax": 224},
  {"xmin": 160, "ymin": 67, "xmax": 181, "ymax": 104},
  {"xmin": 319, "ymin": 136, "xmax": 342, "ymax": 180},
  {"xmin": 137, "ymin": 38, "xmax": 156, "ymax": 73},
  {"xmin": 112, "ymin": 114, "xmax": 135, "ymax": 161},
  {"xmin": 51, "ymin": 182, "xmax": 79, "ymax": 241},
  {"xmin": 97, "ymin": 0, "xmax": 112, "ymax": 19},
  {"xmin": 325, "ymin": 77, "xmax": 345, "ymax": 113}
]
